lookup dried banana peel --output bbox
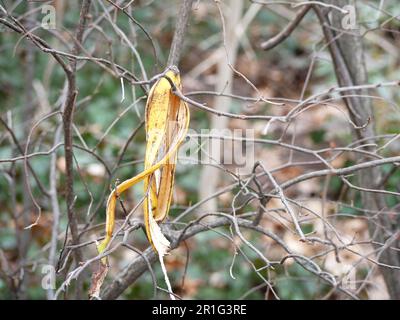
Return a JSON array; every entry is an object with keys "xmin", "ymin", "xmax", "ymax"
[{"xmin": 91, "ymin": 67, "xmax": 189, "ymax": 298}]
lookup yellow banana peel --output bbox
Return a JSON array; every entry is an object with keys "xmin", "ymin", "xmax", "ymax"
[{"xmin": 96, "ymin": 67, "xmax": 190, "ymax": 260}]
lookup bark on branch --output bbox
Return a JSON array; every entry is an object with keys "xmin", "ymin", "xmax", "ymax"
[
  {"xmin": 167, "ymin": 0, "xmax": 194, "ymax": 67},
  {"xmin": 315, "ymin": 0, "xmax": 400, "ymax": 299}
]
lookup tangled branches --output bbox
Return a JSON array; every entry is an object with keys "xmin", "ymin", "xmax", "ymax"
[{"xmin": 0, "ymin": 0, "xmax": 399, "ymax": 300}]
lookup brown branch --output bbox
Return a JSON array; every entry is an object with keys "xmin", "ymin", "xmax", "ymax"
[
  {"xmin": 167, "ymin": 0, "xmax": 194, "ymax": 67},
  {"xmin": 101, "ymin": 215, "xmax": 358, "ymax": 300},
  {"xmin": 62, "ymin": 0, "xmax": 92, "ymax": 298},
  {"xmin": 260, "ymin": 4, "xmax": 311, "ymax": 50},
  {"xmin": 280, "ymin": 155, "xmax": 400, "ymax": 191},
  {"xmin": 314, "ymin": 1, "xmax": 400, "ymax": 299},
  {"xmin": 0, "ymin": 117, "xmax": 50, "ymax": 197}
]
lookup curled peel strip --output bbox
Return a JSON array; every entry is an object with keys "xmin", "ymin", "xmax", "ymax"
[{"xmin": 92, "ymin": 68, "xmax": 190, "ymax": 299}]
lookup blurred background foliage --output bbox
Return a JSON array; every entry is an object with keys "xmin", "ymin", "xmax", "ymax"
[{"xmin": 0, "ymin": 0, "xmax": 399, "ymax": 299}]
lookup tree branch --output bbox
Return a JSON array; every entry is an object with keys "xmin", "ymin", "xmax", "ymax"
[
  {"xmin": 260, "ymin": 5, "xmax": 311, "ymax": 50},
  {"xmin": 62, "ymin": 0, "xmax": 92, "ymax": 298},
  {"xmin": 167, "ymin": 0, "xmax": 194, "ymax": 66}
]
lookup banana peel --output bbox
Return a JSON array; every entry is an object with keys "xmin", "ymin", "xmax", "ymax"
[{"xmin": 91, "ymin": 67, "xmax": 189, "ymax": 298}]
